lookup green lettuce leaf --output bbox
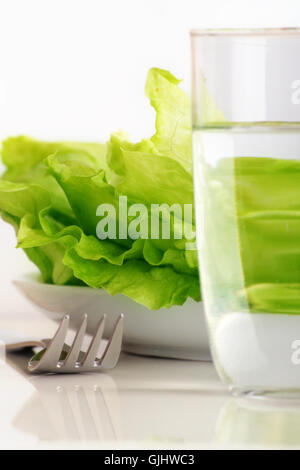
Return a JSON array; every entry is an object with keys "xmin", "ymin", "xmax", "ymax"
[
  {"xmin": 145, "ymin": 68, "xmax": 192, "ymax": 173},
  {"xmin": 0, "ymin": 68, "xmax": 200, "ymax": 309},
  {"xmin": 234, "ymin": 157, "xmax": 300, "ymax": 314}
]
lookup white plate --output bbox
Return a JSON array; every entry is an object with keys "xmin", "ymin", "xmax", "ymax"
[{"xmin": 13, "ymin": 276, "xmax": 210, "ymax": 361}]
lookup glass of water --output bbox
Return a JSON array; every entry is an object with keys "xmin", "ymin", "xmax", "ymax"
[{"xmin": 191, "ymin": 28, "xmax": 300, "ymax": 397}]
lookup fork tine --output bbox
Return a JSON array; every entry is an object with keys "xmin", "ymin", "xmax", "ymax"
[
  {"xmin": 81, "ymin": 315, "xmax": 106, "ymax": 369},
  {"xmin": 100, "ymin": 314, "xmax": 124, "ymax": 369},
  {"xmin": 63, "ymin": 314, "xmax": 87, "ymax": 369},
  {"xmin": 28, "ymin": 315, "xmax": 70, "ymax": 372}
]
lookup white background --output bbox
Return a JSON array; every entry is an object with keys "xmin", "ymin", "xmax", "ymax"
[{"xmin": 0, "ymin": 0, "xmax": 300, "ymax": 316}]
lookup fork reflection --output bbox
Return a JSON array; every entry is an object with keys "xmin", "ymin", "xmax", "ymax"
[{"xmin": 7, "ymin": 351, "xmax": 122, "ymax": 442}]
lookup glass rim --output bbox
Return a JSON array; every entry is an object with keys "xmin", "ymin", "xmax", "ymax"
[{"xmin": 190, "ymin": 27, "xmax": 300, "ymax": 37}]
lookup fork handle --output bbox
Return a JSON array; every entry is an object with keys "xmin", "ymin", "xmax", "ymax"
[{"xmin": 0, "ymin": 330, "xmax": 45, "ymax": 351}]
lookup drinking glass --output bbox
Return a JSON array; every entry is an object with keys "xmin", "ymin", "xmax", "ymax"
[{"xmin": 191, "ymin": 28, "xmax": 300, "ymax": 397}]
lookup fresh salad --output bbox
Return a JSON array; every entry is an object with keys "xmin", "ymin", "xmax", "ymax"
[{"xmin": 0, "ymin": 68, "xmax": 200, "ymax": 310}]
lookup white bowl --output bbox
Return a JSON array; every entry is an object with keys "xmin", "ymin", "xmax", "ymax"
[{"xmin": 13, "ymin": 277, "xmax": 210, "ymax": 361}]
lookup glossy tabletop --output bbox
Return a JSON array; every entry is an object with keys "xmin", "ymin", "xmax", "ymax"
[
  {"xmin": 1, "ymin": 312, "xmax": 300, "ymax": 450},
  {"xmin": 0, "ymin": 315, "xmax": 300, "ymax": 449}
]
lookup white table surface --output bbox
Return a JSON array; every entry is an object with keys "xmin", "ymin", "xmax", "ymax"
[{"xmin": 2, "ymin": 312, "xmax": 300, "ymax": 450}]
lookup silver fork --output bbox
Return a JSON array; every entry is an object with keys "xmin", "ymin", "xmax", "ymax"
[{"xmin": 6, "ymin": 314, "xmax": 124, "ymax": 374}]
